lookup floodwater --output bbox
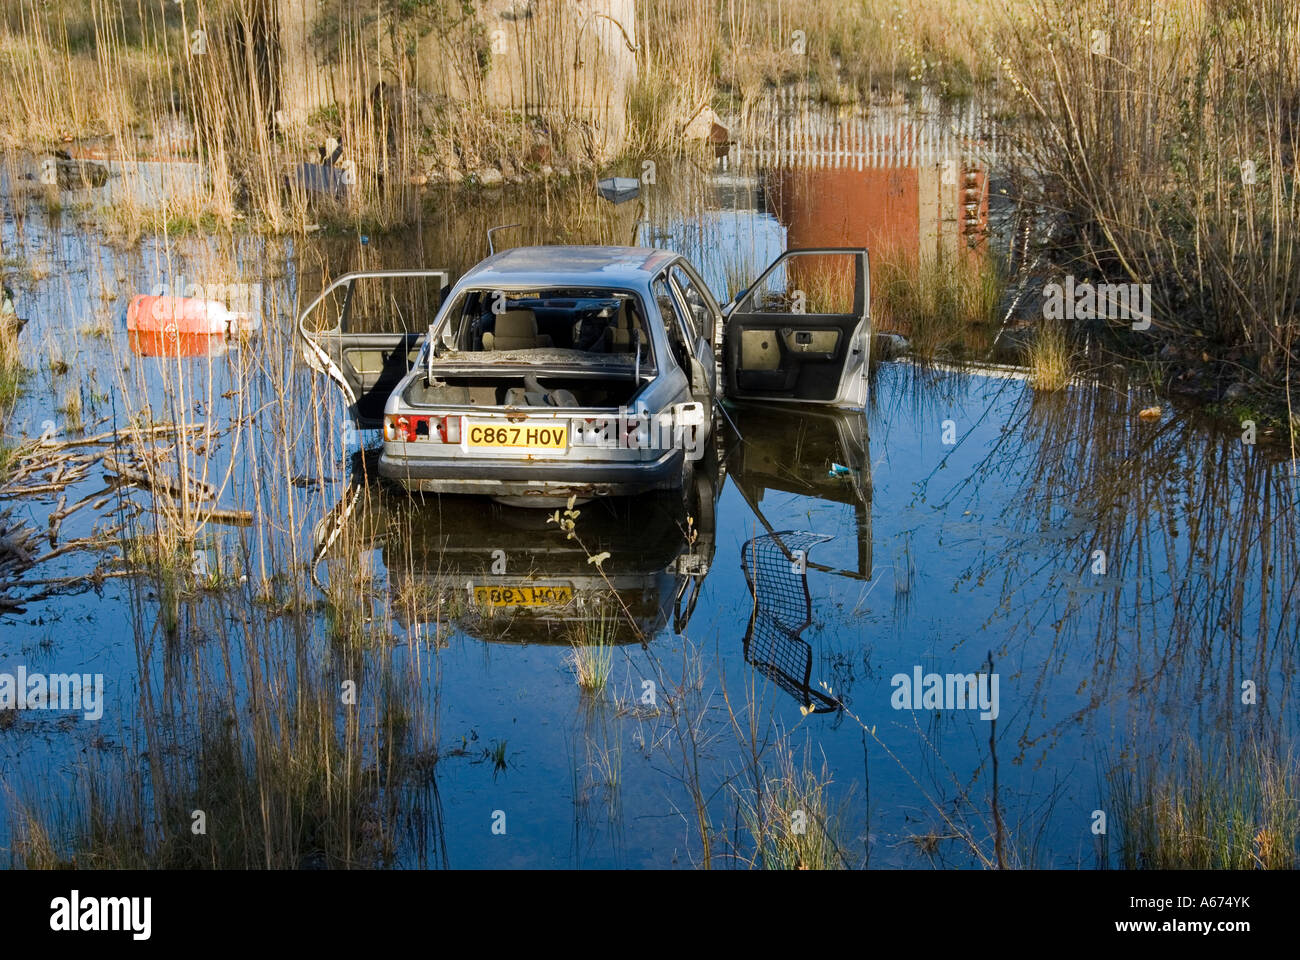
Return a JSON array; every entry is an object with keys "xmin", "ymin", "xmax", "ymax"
[{"xmin": 1, "ymin": 99, "xmax": 1297, "ymax": 868}]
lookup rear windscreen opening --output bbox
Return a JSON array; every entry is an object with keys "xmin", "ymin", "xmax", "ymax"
[{"xmin": 437, "ymin": 288, "xmax": 654, "ymax": 363}]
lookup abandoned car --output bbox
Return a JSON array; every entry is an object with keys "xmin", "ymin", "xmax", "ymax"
[{"xmin": 298, "ymin": 244, "xmax": 869, "ymax": 505}]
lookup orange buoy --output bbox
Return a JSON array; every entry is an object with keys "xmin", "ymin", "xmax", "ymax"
[{"xmin": 126, "ymin": 295, "xmax": 257, "ymax": 336}]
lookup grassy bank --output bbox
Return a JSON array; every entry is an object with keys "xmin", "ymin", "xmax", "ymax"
[
  {"xmin": 0, "ymin": 0, "xmax": 1000, "ymax": 231},
  {"xmin": 874, "ymin": 252, "xmax": 1004, "ymax": 361}
]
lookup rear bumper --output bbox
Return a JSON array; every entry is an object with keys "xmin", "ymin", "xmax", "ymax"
[{"xmin": 378, "ymin": 445, "xmax": 685, "ymax": 499}]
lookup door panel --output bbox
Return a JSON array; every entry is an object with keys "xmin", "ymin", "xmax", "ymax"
[
  {"xmin": 723, "ymin": 248, "xmax": 869, "ymax": 406},
  {"xmin": 652, "ymin": 275, "xmax": 702, "ymax": 391},
  {"xmin": 338, "ymin": 336, "xmax": 425, "ymax": 425},
  {"xmin": 668, "ymin": 262, "xmax": 718, "ymax": 346},
  {"xmin": 660, "ymin": 265, "xmax": 719, "ymax": 408},
  {"xmin": 781, "ymin": 328, "xmax": 839, "ymax": 356}
]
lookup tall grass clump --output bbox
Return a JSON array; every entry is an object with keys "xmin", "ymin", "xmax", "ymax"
[
  {"xmin": 629, "ymin": 0, "xmax": 997, "ymax": 153},
  {"xmin": 629, "ymin": 0, "xmax": 721, "ymax": 155},
  {"xmin": 874, "ymin": 252, "xmax": 1004, "ymax": 359},
  {"xmin": 0, "ymin": 320, "xmax": 24, "ymax": 479},
  {"xmin": 1027, "ymin": 319, "xmax": 1074, "ymax": 391},
  {"xmin": 733, "ymin": 744, "xmax": 850, "ymax": 869},
  {"xmin": 0, "ymin": 0, "xmax": 177, "ymax": 146},
  {"xmin": 1002, "ymin": 0, "xmax": 1300, "ymax": 429},
  {"xmin": 0, "ymin": 319, "xmax": 22, "ymax": 408},
  {"xmin": 566, "ymin": 601, "xmax": 617, "ymax": 694},
  {"xmin": 0, "ymin": 0, "xmax": 622, "ymax": 233},
  {"xmin": 1107, "ymin": 737, "xmax": 1300, "ymax": 870},
  {"xmin": 705, "ymin": 0, "xmax": 992, "ymax": 106},
  {"xmin": 12, "ymin": 682, "xmax": 428, "ymax": 869}
]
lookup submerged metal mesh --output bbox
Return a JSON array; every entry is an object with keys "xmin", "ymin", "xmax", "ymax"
[{"xmin": 741, "ymin": 531, "xmax": 840, "ymax": 713}]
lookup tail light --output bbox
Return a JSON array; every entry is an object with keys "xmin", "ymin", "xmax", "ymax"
[
  {"xmin": 383, "ymin": 414, "xmax": 461, "ymax": 443},
  {"xmin": 383, "ymin": 415, "xmax": 412, "ymax": 442},
  {"xmin": 438, "ymin": 415, "xmax": 462, "ymax": 444}
]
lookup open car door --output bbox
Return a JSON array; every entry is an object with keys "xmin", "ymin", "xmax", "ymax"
[
  {"xmin": 298, "ymin": 270, "xmax": 450, "ymax": 428},
  {"xmin": 722, "ymin": 248, "xmax": 869, "ymax": 407}
]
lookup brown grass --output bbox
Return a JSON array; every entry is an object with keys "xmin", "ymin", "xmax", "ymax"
[
  {"xmin": 1028, "ymin": 319, "xmax": 1074, "ymax": 391},
  {"xmin": 1000, "ymin": 0, "xmax": 1300, "ymax": 425}
]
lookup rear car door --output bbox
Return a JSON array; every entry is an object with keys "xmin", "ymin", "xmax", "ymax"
[
  {"xmin": 651, "ymin": 274, "xmax": 710, "ymax": 405},
  {"xmin": 667, "ymin": 260, "xmax": 720, "ymax": 398},
  {"xmin": 298, "ymin": 270, "xmax": 449, "ymax": 428},
  {"xmin": 722, "ymin": 248, "xmax": 869, "ymax": 407}
]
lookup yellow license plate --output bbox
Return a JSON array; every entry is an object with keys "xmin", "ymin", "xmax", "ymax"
[
  {"xmin": 474, "ymin": 585, "xmax": 574, "ymax": 608},
  {"xmin": 467, "ymin": 422, "xmax": 567, "ymax": 449}
]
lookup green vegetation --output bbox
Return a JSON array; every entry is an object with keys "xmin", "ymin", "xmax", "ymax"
[
  {"xmin": 13, "ymin": 688, "xmax": 428, "ymax": 869},
  {"xmin": 566, "ymin": 602, "xmax": 617, "ymax": 695},
  {"xmin": 0, "ymin": 319, "xmax": 25, "ymax": 479},
  {"xmin": 734, "ymin": 745, "xmax": 851, "ymax": 869},
  {"xmin": 1027, "ymin": 319, "xmax": 1074, "ymax": 392},
  {"xmin": 1107, "ymin": 736, "xmax": 1300, "ymax": 870}
]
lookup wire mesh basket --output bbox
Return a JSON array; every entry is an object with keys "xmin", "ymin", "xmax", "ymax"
[{"xmin": 741, "ymin": 531, "xmax": 840, "ymax": 713}]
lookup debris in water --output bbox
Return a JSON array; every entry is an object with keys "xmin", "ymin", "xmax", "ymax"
[
  {"xmin": 1, "ymin": 283, "xmax": 25, "ymax": 334},
  {"xmin": 0, "ymin": 509, "xmax": 40, "ymax": 613},
  {"xmin": 288, "ymin": 151, "xmax": 354, "ymax": 200},
  {"xmin": 28, "ymin": 152, "xmax": 110, "ymax": 189},
  {"xmin": 597, "ymin": 177, "xmax": 639, "ymax": 204},
  {"xmin": 681, "ymin": 105, "xmax": 726, "ymax": 143},
  {"xmin": 874, "ymin": 332, "xmax": 911, "ymax": 360},
  {"xmin": 1138, "ymin": 405, "xmax": 1162, "ymax": 420}
]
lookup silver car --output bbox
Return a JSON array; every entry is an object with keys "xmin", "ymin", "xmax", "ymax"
[{"xmin": 299, "ymin": 244, "xmax": 869, "ymax": 506}]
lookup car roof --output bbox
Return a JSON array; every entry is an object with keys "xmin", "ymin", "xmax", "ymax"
[{"xmin": 458, "ymin": 245, "xmax": 679, "ymax": 289}]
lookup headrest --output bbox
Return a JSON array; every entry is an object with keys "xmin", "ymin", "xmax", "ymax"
[{"xmin": 496, "ymin": 309, "xmax": 537, "ymax": 339}]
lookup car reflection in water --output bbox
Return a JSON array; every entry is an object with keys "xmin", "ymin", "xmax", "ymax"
[
  {"xmin": 724, "ymin": 403, "xmax": 872, "ymax": 715},
  {"xmin": 310, "ymin": 405, "xmax": 869, "ymax": 704},
  {"xmin": 311, "ymin": 447, "xmax": 721, "ymax": 645}
]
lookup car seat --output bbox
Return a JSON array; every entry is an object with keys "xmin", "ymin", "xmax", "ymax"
[
  {"xmin": 482, "ymin": 308, "xmax": 553, "ymax": 350},
  {"xmin": 601, "ymin": 301, "xmax": 635, "ymax": 352}
]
